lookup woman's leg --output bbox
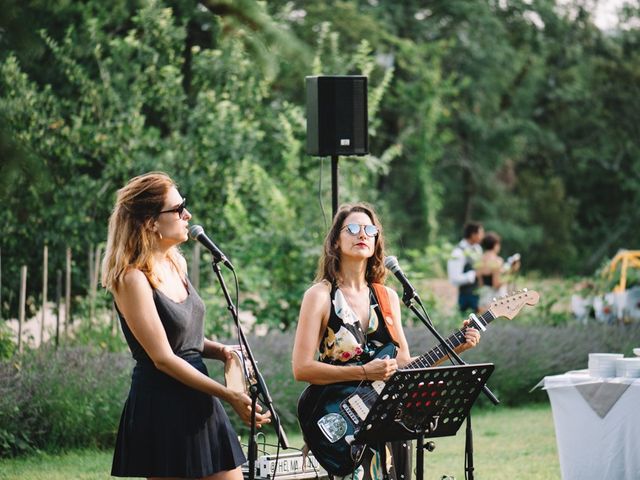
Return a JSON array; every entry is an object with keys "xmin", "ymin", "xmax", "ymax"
[
  {"xmin": 202, "ymin": 466, "xmax": 244, "ymax": 480},
  {"xmin": 148, "ymin": 466, "xmax": 243, "ymax": 480}
]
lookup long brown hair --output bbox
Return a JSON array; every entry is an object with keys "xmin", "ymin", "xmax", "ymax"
[
  {"xmin": 101, "ymin": 171, "xmax": 185, "ymax": 291},
  {"xmin": 315, "ymin": 203, "xmax": 387, "ymax": 285}
]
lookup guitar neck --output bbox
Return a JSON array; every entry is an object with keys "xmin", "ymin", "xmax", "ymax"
[{"xmin": 406, "ymin": 310, "xmax": 495, "ymax": 369}]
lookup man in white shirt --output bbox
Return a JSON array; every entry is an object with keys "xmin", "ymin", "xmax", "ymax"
[{"xmin": 447, "ymin": 222, "xmax": 484, "ymax": 313}]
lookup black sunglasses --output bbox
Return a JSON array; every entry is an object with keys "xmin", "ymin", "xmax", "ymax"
[
  {"xmin": 158, "ymin": 198, "xmax": 187, "ymax": 217},
  {"xmin": 341, "ymin": 223, "xmax": 379, "ymax": 237}
]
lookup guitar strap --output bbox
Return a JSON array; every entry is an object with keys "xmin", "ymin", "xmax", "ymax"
[{"xmin": 372, "ymin": 283, "xmax": 400, "ymax": 347}]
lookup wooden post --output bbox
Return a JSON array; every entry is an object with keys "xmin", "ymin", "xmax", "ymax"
[
  {"xmin": 89, "ymin": 244, "xmax": 94, "ymax": 288},
  {"xmin": 90, "ymin": 244, "xmax": 102, "ymax": 324},
  {"xmin": 192, "ymin": 243, "xmax": 201, "ymax": 291},
  {"xmin": 41, "ymin": 245, "xmax": 48, "ymax": 346},
  {"xmin": 111, "ymin": 303, "xmax": 118, "ymax": 335},
  {"xmin": 65, "ymin": 247, "xmax": 72, "ymax": 332},
  {"xmin": 0, "ymin": 247, "xmax": 3, "ymax": 322},
  {"xmin": 55, "ymin": 269, "xmax": 62, "ymax": 349},
  {"xmin": 18, "ymin": 265, "xmax": 27, "ymax": 354}
]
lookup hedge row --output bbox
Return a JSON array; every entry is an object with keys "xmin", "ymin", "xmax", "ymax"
[{"xmin": 2, "ymin": 323, "xmax": 639, "ymax": 456}]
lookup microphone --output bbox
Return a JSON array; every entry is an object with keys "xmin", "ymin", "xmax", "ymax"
[
  {"xmin": 189, "ymin": 225, "xmax": 234, "ymax": 270},
  {"xmin": 384, "ymin": 256, "xmax": 420, "ymax": 304}
]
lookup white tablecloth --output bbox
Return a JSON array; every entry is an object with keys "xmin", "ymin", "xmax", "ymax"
[{"xmin": 543, "ymin": 372, "xmax": 640, "ymax": 480}]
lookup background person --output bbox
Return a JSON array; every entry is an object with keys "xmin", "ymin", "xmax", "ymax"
[
  {"xmin": 447, "ymin": 221, "xmax": 485, "ymax": 313},
  {"xmin": 476, "ymin": 231, "xmax": 505, "ymax": 313},
  {"xmin": 102, "ymin": 171, "xmax": 270, "ymax": 480}
]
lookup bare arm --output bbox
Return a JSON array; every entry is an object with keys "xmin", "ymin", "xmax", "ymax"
[
  {"xmin": 386, "ymin": 286, "xmax": 412, "ymax": 367},
  {"xmin": 202, "ymin": 339, "xmax": 230, "ymax": 361},
  {"xmin": 292, "ymin": 283, "xmax": 397, "ymax": 385},
  {"xmin": 113, "ymin": 269, "xmax": 269, "ymax": 426}
]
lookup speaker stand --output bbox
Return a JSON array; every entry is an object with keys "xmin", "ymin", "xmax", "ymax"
[{"xmin": 331, "ymin": 154, "xmax": 339, "ymax": 218}]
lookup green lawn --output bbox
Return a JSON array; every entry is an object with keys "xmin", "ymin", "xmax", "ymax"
[{"xmin": 0, "ymin": 403, "xmax": 559, "ymax": 480}]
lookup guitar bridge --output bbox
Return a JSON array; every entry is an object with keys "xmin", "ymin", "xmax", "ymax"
[{"xmin": 340, "ymin": 403, "xmax": 361, "ymax": 425}]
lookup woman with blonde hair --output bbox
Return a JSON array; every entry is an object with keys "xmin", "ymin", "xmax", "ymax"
[
  {"xmin": 102, "ymin": 172, "xmax": 269, "ymax": 479},
  {"xmin": 292, "ymin": 203, "xmax": 481, "ymax": 479}
]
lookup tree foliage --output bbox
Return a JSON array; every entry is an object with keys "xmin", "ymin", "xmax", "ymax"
[{"xmin": 1, "ymin": 0, "xmax": 639, "ymax": 327}]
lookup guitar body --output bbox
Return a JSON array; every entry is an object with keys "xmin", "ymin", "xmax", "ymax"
[{"xmin": 297, "ymin": 343, "xmax": 397, "ymax": 476}]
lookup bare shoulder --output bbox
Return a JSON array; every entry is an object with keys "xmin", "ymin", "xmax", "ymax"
[
  {"xmin": 176, "ymin": 253, "xmax": 188, "ymax": 273},
  {"xmin": 305, "ymin": 280, "xmax": 331, "ymax": 297},
  {"xmin": 384, "ymin": 285, "xmax": 400, "ymax": 300},
  {"xmin": 117, "ymin": 268, "xmax": 152, "ymax": 295},
  {"xmin": 302, "ymin": 281, "xmax": 332, "ymax": 309}
]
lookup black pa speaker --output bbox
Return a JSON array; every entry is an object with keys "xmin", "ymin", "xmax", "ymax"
[{"xmin": 306, "ymin": 75, "xmax": 368, "ymax": 156}]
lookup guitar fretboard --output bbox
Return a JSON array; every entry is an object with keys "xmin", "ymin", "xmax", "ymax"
[{"xmin": 406, "ymin": 309, "xmax": 495, "ymax": 369}]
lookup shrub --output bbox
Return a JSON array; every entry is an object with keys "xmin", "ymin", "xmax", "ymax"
[
  {"xmin": 412, "ymin": 322, "xmax": 640, "ymax": 406},
  {"xmin": 0, "ymin": 346, "xmax": 132, "ymax": 457},
  {"xmin": 0, "ymin": 323, "xmax": 15, "ymax": 360},
  {"xmin": 3, "ymin": 322, "xmax": 638, "ymax": 457}
]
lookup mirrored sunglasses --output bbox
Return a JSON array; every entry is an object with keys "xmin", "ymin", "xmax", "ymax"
[{"xmin": 342, "ymin": 223, "xmax": 379, "ymax": 237}]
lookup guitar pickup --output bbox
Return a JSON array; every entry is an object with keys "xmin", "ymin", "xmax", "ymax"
[{"xmin": 346, "ymin": 395, "xmax": 369, "ymax": 421}]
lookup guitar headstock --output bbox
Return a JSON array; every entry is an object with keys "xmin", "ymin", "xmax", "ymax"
[{"xmin": 487, "ymin": 288, "xmax": 539, "ymax": 320}]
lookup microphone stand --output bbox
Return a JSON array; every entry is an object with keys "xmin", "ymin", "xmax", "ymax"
[
  {"xmin": 209, "ymin": 260, "xmax": 289, "ymax": 480},
  {"xmin": 400, "ymin": 290, "xmax": 499, "ymax": 480}
]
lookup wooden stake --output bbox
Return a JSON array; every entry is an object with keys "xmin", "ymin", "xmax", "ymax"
[
  {"xmin": 90, "ymin": 244, "xmax": 102, "ymax": 324},
  {"xmin": 65, "ymin": 247, "xmax": 71, "ymax": 332},
  {"xmin": 88, "ymin": 243, "xmax": 94, "ymax": 293},
  {"xmin": 55, "ymin": 269, "xmax": 62, "ymax": 349},
  {"xmin": 41, "ymin": 245, "xmax": 48, "ymax": 346},
  {"xmin": 192, "ymin": 243, "xmax": 201, "ymax": 291},
  {"xmin": 18, "ymin": 265, "xmax": 26, "ymax": 354},
  {"xmin": 0, "ymin": 247, "xmax": 3, "ymax": 322}
]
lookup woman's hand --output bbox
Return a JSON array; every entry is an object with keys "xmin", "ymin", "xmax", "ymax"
[
  {"xmin": 363, "ymin": 358, "xmax": 398, "ymax": 381},
  {"xmin": 220, "ymin": 344, "xmax": 239, "ymax": 363},
  {"xmin": 458, "ymin": 320, "xmax": 481, "ymax": 352},
  {"xmin": 226, "ymin": 390, "xmax": 272, "ymax": 427}
]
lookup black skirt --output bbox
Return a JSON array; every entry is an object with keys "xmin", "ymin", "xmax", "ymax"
[{"xmin": 112, "ymin": 354, "xmax": 246, "ymax": 478}]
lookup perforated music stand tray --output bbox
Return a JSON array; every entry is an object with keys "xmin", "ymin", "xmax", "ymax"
[{"xmin": 353, "ymin": 363, "xmax": 494, "ymax": 444}]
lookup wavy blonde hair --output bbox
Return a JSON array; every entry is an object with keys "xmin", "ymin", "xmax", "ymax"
[
  {"xmin": 101, "ymin": 171, "xmax": 185, "ymax": 291},
  {"xmin": 315, "ymin": 202, "xmax": 387, "ymax": 285}
]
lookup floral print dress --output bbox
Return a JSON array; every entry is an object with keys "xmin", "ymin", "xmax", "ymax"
[
  {"xmin": 318, "ymin": 283, "xmax": 411, "ymax": 480},
  {"xmin": 319, "ymin": 284, "xmax": 392, "ymax": 365}
]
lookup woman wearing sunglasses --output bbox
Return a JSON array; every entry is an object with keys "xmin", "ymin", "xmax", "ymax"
[
  {"xmin": 102, "ymin": 172, "xmax": 270, "ymax": 480},
  {"xmin": 292, "ymin": 203, "xmax": 480, "ymax": 479}
]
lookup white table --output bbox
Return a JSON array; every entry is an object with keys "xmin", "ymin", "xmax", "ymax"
[{"xmin": 543, "ymin": 372, "xmax": 640, "ymax": 480}]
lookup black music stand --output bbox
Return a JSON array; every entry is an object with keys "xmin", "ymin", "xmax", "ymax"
[{"xmin": 354, "ymin": 363, "xmax": 494, "ymax": 480}]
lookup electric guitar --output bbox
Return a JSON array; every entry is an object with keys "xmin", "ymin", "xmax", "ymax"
[{"xmin": 297, "ymin": 289, "xmax": 539, "ymax": 477}]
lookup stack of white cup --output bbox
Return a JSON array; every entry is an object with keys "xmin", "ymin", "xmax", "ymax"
[
  {"xmin": 615, "ymin": 358, "xmax": 640, "ymax": 378},
  {"xmin": 588, "ymin": 353, "xmax": 623, "ymax": 377}
]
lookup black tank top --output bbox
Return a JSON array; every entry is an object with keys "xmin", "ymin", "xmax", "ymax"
[
  {"xmin": 117, "ymin": 276, "xmax": 206, "ymax": 362},
  {"xmin": 318, "ymin": 283, "xmax": 394, "ymax": 365}
]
